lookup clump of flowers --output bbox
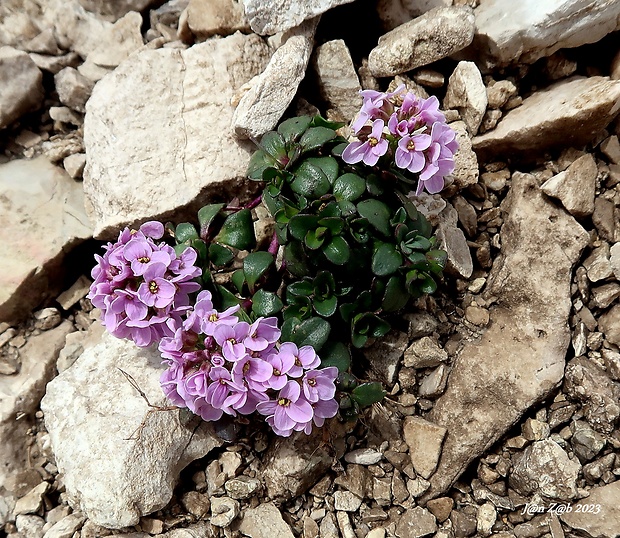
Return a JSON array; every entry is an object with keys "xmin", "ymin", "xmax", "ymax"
[
  {"xmin": 87, "ymin": 221, "xmax": 202, "ymax": 347},
  {"xmin": 158, "ymin": 290, "xmax": 339, "ymax": 437},
  {"xmin": 342, "ymin": 85, "xmax": 458, "ymax": 195}
]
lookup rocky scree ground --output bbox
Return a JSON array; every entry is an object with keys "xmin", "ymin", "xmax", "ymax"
[{"xmin": 1, "ymin": 0, "xmax": 620, "ymax": 538}]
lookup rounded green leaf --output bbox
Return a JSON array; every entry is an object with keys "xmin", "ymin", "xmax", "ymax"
[
  {"xmin": 371, "ymin": 242, "xmax": 403, "ymax": 276},
  {"xmin": 277, "ymin": 115, "xmax": 312, "ymax": 143},
  {"xmin": 281, "ymin": 316, "xmax": 331, "ymax": 351},
  {"xmin": 243, "ymin": 251, "xmax": 274, "ymax": 292},
  {"xmin": 304, "ymin": 228, "xmax": 326, "ymax": 250},
  {"xmin": 357, "ymin": 199, "xmax": 392, "ymax": 236},
  {"xmin": 175, "ymin": 222, "xmax": 199, "ymax": 243},
  {"xmin": 288, "ymin": 214, "xmax": 319, "ymax": 241},
  {"xmin": 251, "ymin": 289, "xmax": 283, "ymax": 317},
  {"xmin": 313, "ymin": 295, "xmax": 337, "ymax": 317},
  {"xmin": 283, "ymin": 241, "xmax": 310, "ymax": 277},
  {"xmin": 214, "ymin": 209, "xmax": 256, "ymax": 251},
  {"xmin": 299, "ymin": 126, "xmax": 336, "ymax": 152},
  {"xmin": 381, "ymin": 275, "xmax": 409, "ymax": 312},
  {"xmin": 320, "ymin": 341, "xmax": 351, "ymax": 373},
  {"xmin": 247, "ymin": 149, "xmax": 276, "ymax": 180},
  {"xmin": 291, "ymin": 161, "xmax": 331, "ymax": 199},
  {"xmin": 197, "ymin": 204, "xmax": 225, "ymax": 237},
  {"xmin": 306, "ymin": 156, "xmax": 339, "ymax": 184},
  {"xmin": 333, "ymin": 173, "xmax": 366, "ymax": 201},
  {"xmin": 260, "ymin": 131, "xmax": 286, "ymax": 160},
  {"xmin": 208, "ymin": 243, "xmax": 234, "ymax": 267},
  {"xmin": 323, "ymin": 236, "xmax": 350, "ymax": 265},
  {"xmin": 351, "ymin": 382, "xmax": 386, "ymax": 408}
]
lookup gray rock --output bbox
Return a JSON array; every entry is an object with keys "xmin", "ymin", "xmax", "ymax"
[
  {"xmin": 436, "ymin": 202, "xmax": 474, "ymax": 279},
  {"xmin": 313, "ymin": 39, "xmax": 361, "ymax": 122},
  {"xmin": 592, "ymin": 197, "xmax": 617, "ymax": 243},
  {"xmin": 395, "ymin": 506, "xmax": 437, "ymax": 538},
  {"xmin": 510, "ymin": 439, "xmax": 581, "ymax": 501},
  {"xmin": 84, "ymin": 32, "xmax": 270, "ymax": 240},
  {"xmin": 570, "ymin": 421, "xmax": 606, "ymax": 463},
  {"xmin": 15, "ymin": 514, "xmax": 45, "ymax": 538},
  {"xmin": 210, "ymin": 496, "xmax": 239, "ymax": 527},
  {"xmin": 333, "ymin": 490, "xmax": 362, "ymax": 512},
  {"xmin": 54, "ymin": 67, "xmax": 94, "ymax": 113},
  {"xmin": 560, "ymin": 480, "xmax": 620, "ymax": 538},
  {"xmin": 611, "ymin": 242, "xmax": 620, "ymax": 279},
  {"xmin": 473, "ymin": 77, "xmax": 620, "ymax": 162},
  {"xmin": 541, "ymin": 154, "xmax": 597, "ymax": 218},
  {"xmin": 376, "ymin": 0, "xmax": 452, "ymax": 31},
  {"xmin": 403, "ymin": 337, "xmax": 447, "ymax": 369},
  {"xmin": 0, "ymin": 46, "xmax": 44, "ymax": 129},
  {"xmin": 41, "ymin": 332, "xmax": 224, "ymax": 528},
  {"xmin": 368, "ymin": 6, "xmax": 475, "ymax": 77},
  {"xmin": 472, "ymin": 0, "xmax": 620, "ymax": 69},
  {"xmin": 418, "ymin": 364, "xmax": 449, "ymax": 398},
  {"xmin": 364, "ymin": 330, "xmax": 409, "ymax": 386},
  {"xmin": 403, "ymin": 416, "xmax": 447, "ymax": 479},
  {"xmin": 476, "ymin": 502, "xmax": 496, "ymax": 537},
  {"xmin": 42, "ymin": 512, "xmax": 86, "ymax": 538},
  {"xmin": 421, "ymin": 172, "xmax": 589, "ymax": 502},
  {"xmin": 236, "ymin": 502, "xmax": 294, "ymax": 538},
  {"xmin": 449, "ymin": 120, "xmax": 479, "ymax": 190},
  {"xmin": 77, "ymin": 0, "xmax": 161, "ymax": 21},
  {"xmin": 583, "ymin": 243, "xmax": 614, "ymax": 283},
  {"xmin": 232, "ymin": 17, "xmax": 317, "ymax": 140},
  {"xmin": 13, "ymin": 482, "xmax": 49, "ymax": 516},
  {"xmin": 185, "ymin": 0, "xmax": 250, "ymax": 39},
  {"xmin": 344, "ymin": 448, "xmax": 383, "ymax": 466},
  {"xmin": 564, "ymin": 357, "xmax": 620, "ymax": 434},
  {"xmin": 443, "ymin": 61, "xmax": 487, "ymax": 135},
  {"xmin": 224, "ymin": 476, "xmax": 261, "ymax": 499},
  {"xmin": 0, "ymin": 157, "xmax": 92, "ymax": 324},
  {"xmin": 242, "ymin": 0, "xmax": 354, "ymax": 35}
]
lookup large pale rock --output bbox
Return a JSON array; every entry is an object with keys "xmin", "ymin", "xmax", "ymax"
[
  {"xmin": 41, "ymin": 332, "xmax": 225, "ymax": 528},
  {"xmin": 368, "ymin": 6, "xmax": 475, "ymax": 78},
  {"xmin": 241, "ymin": 0, "xmax": 354, "ymax": 35},
  {"xmin": 472, "ymin": 0, "xmax": 620, "ymax": 69},
  {"xmin": 560, "ymin": 481, "xmax": 620, "ymax": 538},
  {"xmin": 232, "ymin": 18, "xmax": 317, "ymax": 140},
  {"xmin": 185, "ymin": 0, "xmax": 250, "ymax": 40},
  {"xmin": 435, "ymin": 202, "xmax": 473, "ymax": 279},
  {"xmin": 0, "ymin": 0, "xmax": 43, "ymax": 48},
  {"xmin": 472, "ymin": 77, "xmax": 620, "ymax": 162},
  {"xmin": 313, "ymin": 39, "xmax": 361, "ymax": 122},
  {"xmin": 0, "ymin": 46, "xmax": 44, "ymax": 129},
  {"xmin": 449, "ymin": 120, "xmax": 479, "ymax": 189},
  {"xmin": 421, "ymin": 172, "xmax": 589, "ymax": 501},
  {"xmin": 236, "ymin": 503, "xmax": 295, "ymax": 538},
  {"xmin": 78, "ymin": 0, "xmax": 161, "ymax": 21},
  {"xmin": 403, "ymin": 416, "xmax": 447, "ymax": 479},
  {"xmin": 0, "ymin": 157, "xmax": 92, "ymax": 323},
  {"xmin": 84, "ymin": 32, "xmax": 270, "ymax": 240},
  {"xmin": 377, "ymin": 0, "xmax": 452, "ymax": 32},
  {"xmin": 443, "ymin": 61, "xmax": 487, "ymax": 136}
]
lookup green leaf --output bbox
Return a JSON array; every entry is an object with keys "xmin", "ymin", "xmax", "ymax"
[
  {"xmin": 419, "ymin": 274, "xmax": 438, "ymax": 294},
  {"xmin": 283, "ymin": 298, "xmax": 312, "ymax": 321},
  {"xmin": 260, "ymin": 131, "xmax": 287, "ymax": 160},
  {"xmin": 175, "ymin": 222, "xmax": 199, "ymax": 243},
  {"xmin": 313, "ymin": 295, "xmax": 337, "ymax": 317},
  {"xmin": 306, "ymin": 156, "xmax": 339, "ymax": 184},
  {"xmin": 427, "ymin": 249, "xmax": 448, "ymax": 272},
  {"xmin": 214, "ymin": 209, "xmax": 256, "ymax": 251},
  {"xmin": 371, "ymin": 242, "xmax": 403, "ymax": 276},
  {"xmin": 283, "ymin": 241, "xmax": 310, "ymax": 277},
  {"xmin": 310, "ymin": 115, "xmax": 346, "ymax": 130},
  {"xmin": 232, "ymin": 268, "xmax": 246, "ymax": 294},
  {"xmin": 262, "ymin": 190, "xmax": 283, "ymax": 217},
  {"xmin": 277, "ymin": 116, "xmax": 312, "ymax": 143},
  {"xmin": 208, "ymin": 243, "xmax": 234, "ymax": 267},
  {"xmin": 189, "ymin": 239, "xmax": 208, "ymax": 262},
  {"xmin": 333, "ymin": 173, "xmax": 366, "ymax": 201},
  {"xmin": 319, "ymin": 341, "xmax": 351, "ymax": 372},
  {"xmin": 323, "ymin": 236, "xmax": 350, "ymax": 265},
  {"xmin": 217, "ymin": 284, "xmax": 241, "ymax": 310},
  {"xmin": 338, "ymin": 200, "xmax": 357, "ymax": 217},
  {"xmin": 247, "ymin": 149, "xmax": 276, "ymax": 180},
  {"xmin": 251, "ymin": 289, "xmax": 283, "ymax": 317},
  {"xmin": 281, "ymin": 316, "xmax": 331, "ymax": 350},
  {"xmin": 291, "ymin": 161, "xmax": 331, "ymax": 199},
  {"xmin": 198, "ymin": 204, "xmax": 225, "ymax": 238},
  {"xmin": 243, "ymin": 251, "xmax": 274, "ymax": 292},
  {"xmin": 351, "ymin": 312, "xmax": 390, "ymax": 348},
  {"xmin": 288, "ymin": 214, "xmax": 319, "ymax": 241},
  {"xmin": 305, "ymin": 228, "xmax": 326, "ymax": 250},
  {"xmin": 351, "ymin": 382, "xmax": 386, "ymax": 408},
  {"xmin": 286, "ymin": 280, "xmax": 314, "ymax": 299},
  {"xmin": 381, "ymin": 275, "xmax": 409, "ymax": 312},
  {"xmin": 357, "ymin": 199, "xmax": 392, "ymax": 236},
  {"xmin": 365, "ymin": 174, "xmax": 384, "ymax": 196},
  {"xmin": 299, "ymin": 126, "xmax": 336, "ymax": 152}
]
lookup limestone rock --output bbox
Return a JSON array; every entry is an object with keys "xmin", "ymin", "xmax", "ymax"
[
  {"xmin": 368, "ymin": 6, "xmax": 475, "ymax": 78},
  {"xmin": 610, "ymin": 242, "xmax": 620, "ymax": 279},
  {"xmin": 54, "ymin": 67, "xmax": 95, "ymax": 113},
  {"xmin": 599, "ymin": 304, "xmax": 620, "ymax": 346},
  {"xmin": 395, "ymin": 506, "xmax": 437, "ymax": 538},
  {"xmin": 84, "ymin": 32, "xmax": 270, "ymax": 239},
  {"xmin": 77, "ymin": 0, "xmax": 161, "ymax": 21},
  {"xmin": 313, "ymin": 39, "xmax": 361, "ymax": 122},
  {"xmin": 472, "ymin": 77, "xmax": 620, "ymax": 162},
  {"xmin": 403, "ymin": 337, "xmax": 447, "ymax": 369},
  {"xmin": 185, "ymin": 0, "xmax": 250, "ymax": 40},
  {"xmin": 509, "ymin": 439, "xmax": 581, "ymax": 501},
  {"xmin": 0, "ymin": 157, "xmax": 92, "ymax": 323},
  {"xmin": 472, "ymin": 0, "xmax": 620, "ymax": 69},
  {"xmin": 560, "ymin": 480, "xmax": 620, "ymax": 538},
  {"xmin": 236, "ymin": 502, "xmax": 294, "ymax": 538},
  {"xmin": 233, "ymin": 18, "xmax": 317, "ymax": 139},
  {"xmin": 435, "ymin": 202, "xmax": 473, "ymax": 279},
  {"xmin": 541, "ymin": 154, "xmax": 597, "ymax": 218},
  {"xmin": 421, "ymin": 172, "xmax": 589, "ymax": 501},
  {"xmin": 241, "ymin": 0, "xmax": 354, "ymax": 35},
  {"xmin": 364, "ymin": 330, "xmax": 409, "ymax": 386},
  {"xmin": 0, "ymin": 46, "xmax": 44, "ymax": 129},
  {"xmin": 40, "ymin": 332, "xmax": 225, "ymax": 528},
  {"xmin": 376, "ymin": 0, "xmax": 452, "ymax": 32},
  {"xmin": 449, "ymin": 120, "xmax": 479, "ymax": 190},
  {"xmin": 403, "ymin": 416, "xmax": 447, "ymax": 479},
  {"xmin": 443, "ymin": 61, "xmax": 487, "ymax": 135}
]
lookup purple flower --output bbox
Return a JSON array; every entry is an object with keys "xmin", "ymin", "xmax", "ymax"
[
  {"xmin": 200, "ymin": 305, "xmax": 241, "ymax": 336},
  {"xmin": 137, "ymin": 262, "xmax": 176, "ymax": 308},
  {"xmin": 206, "ymin": 366, "xmax": 234, "ymax": 411},
  {"xmin": 123, "ymin": 237, "xmax": 171, "ymax": 276},
  {"xmin": 279, "ymin": 343, "xmax": 321, "ymax": 378},
  {"xmin": 231, "ymin": 355, "xmax": 273, "ymax": 390},
  {"xmin": 302, "ymin": 367, "xmax": 338, "ymax": 403},
  {"xmin": 256, "ymin": 381, "xmax": 314, "ymax": 436},
  {"xmin": 263, "ymin": 351, "xmax": 295, "ymax": 390},
  {"xmin": 244, "ymin": 317, "xmax": 281, "ymax": 351},
  {"xmin": 394, "ymin": 132, "xmax": 432, "ymax": 173},
  {"xmin": 213, "ymin": 322, "xmax": 250, "ymax": 362},
  {"xmin": 342, "ymin": 119, "xmax": 389, "ymax": 166}
]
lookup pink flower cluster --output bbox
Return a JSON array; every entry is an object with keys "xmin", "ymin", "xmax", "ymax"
[
  {"xmin": 87, "ymin": 221, "xmax": 202, "ymax": 347},
  {"xmin": 342, "ymin": 85, "xmax": 458, "ymax": 195},
  {"xmin": 159, "ymin": 290, "xmax": 339, "ymax": 437}
]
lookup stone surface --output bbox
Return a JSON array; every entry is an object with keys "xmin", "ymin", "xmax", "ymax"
[
  {"xmin": 473, "ymin": 77, "xmax": 620, "ymax": 162},
  {"xmin": 242, "ymin": 0, "xmax": 355, "ymax": 35},
  {"xmin": 236, "ymin": 502, "xmax": 294, "ymax": 538},
  {"xmin": 449, "ymin": 120, "xmax": 479, "ymax": 190},
  {"xmin": 210, "ymin": 496, "xmax": 239, "ymax": 527},
  {"xmin": 313, "ymin": 39, "xmax": 361, "ymax": 122},
  {"xmin": 0, "ymin": 157, "xmax": 92, "ymax": 323},
  {"xmin": 0, "ymin": 46, "xmax": 44, "ymax": 129},
  {"xmin": 185, "ymin": 0, "xmax": 250, "ymax": 39},
  {"xmin": 443, "ymin": 61, "xmax": 487, "ymax": 135},
  {"xmin": 403, "ymin": 416, "xmax": 447, "ymax": 479},
  {"xmin": 403, "ymin": 337, "xmax": 447, "ymax": 369},
  {"xmin": 421, "ymin": 172, "xmax": 589, "ymax": 501},
  {"xmin": 376, "ymin": 0, "xmax": 452, "ymax": 31},
  {"xmin": 560, "ymin": 480, "xmax": 620, "ymax": 538},
  {"xmin": 611, "ymin": 242, "xmax": 620, "ymax": 279},
  {"xmin": 77, "ymin": 0, "xmax": 160, "ymax": 21},
  {"xmin": 40, "ymin": 332, "xmax": 225, "ymax": 528},
  {"xmin": 471, "ymin": 0, "xmax": 620, "ymax": 69},
  {"xmin": 435, "ymin": 202, "xmax": 474, "ymax": 279},
  {"xmin": 395, "ymin": 506, "xmax": 437, "ymax": 538},
  {"xmin": 509, "ymin": 439, "xmax": 581, "ymax": 501},
  {"xmin": 84, "ymin": 32, "xmax": 270, "ymax": 239},
  {"xmin": 600, "ymin": 304, "xmax": 620, "ymax": 346},
  {"xmin": 233, "ymin": 18, "xmax": 317, "ymax": 140},
  {"xmin": 54, "ymin": 66, "xmax": 94, "ymax": 113},
  {"xmin": 541, "ymin": 154, "xmax": 597, "ymax": 218},
  {"xmin": 364, "ymin": 330, "xmax": 409, "ymax": 386},
  {"xmin": 368, "ymin": 6, "xmax": 475, "ymax": 78}
]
